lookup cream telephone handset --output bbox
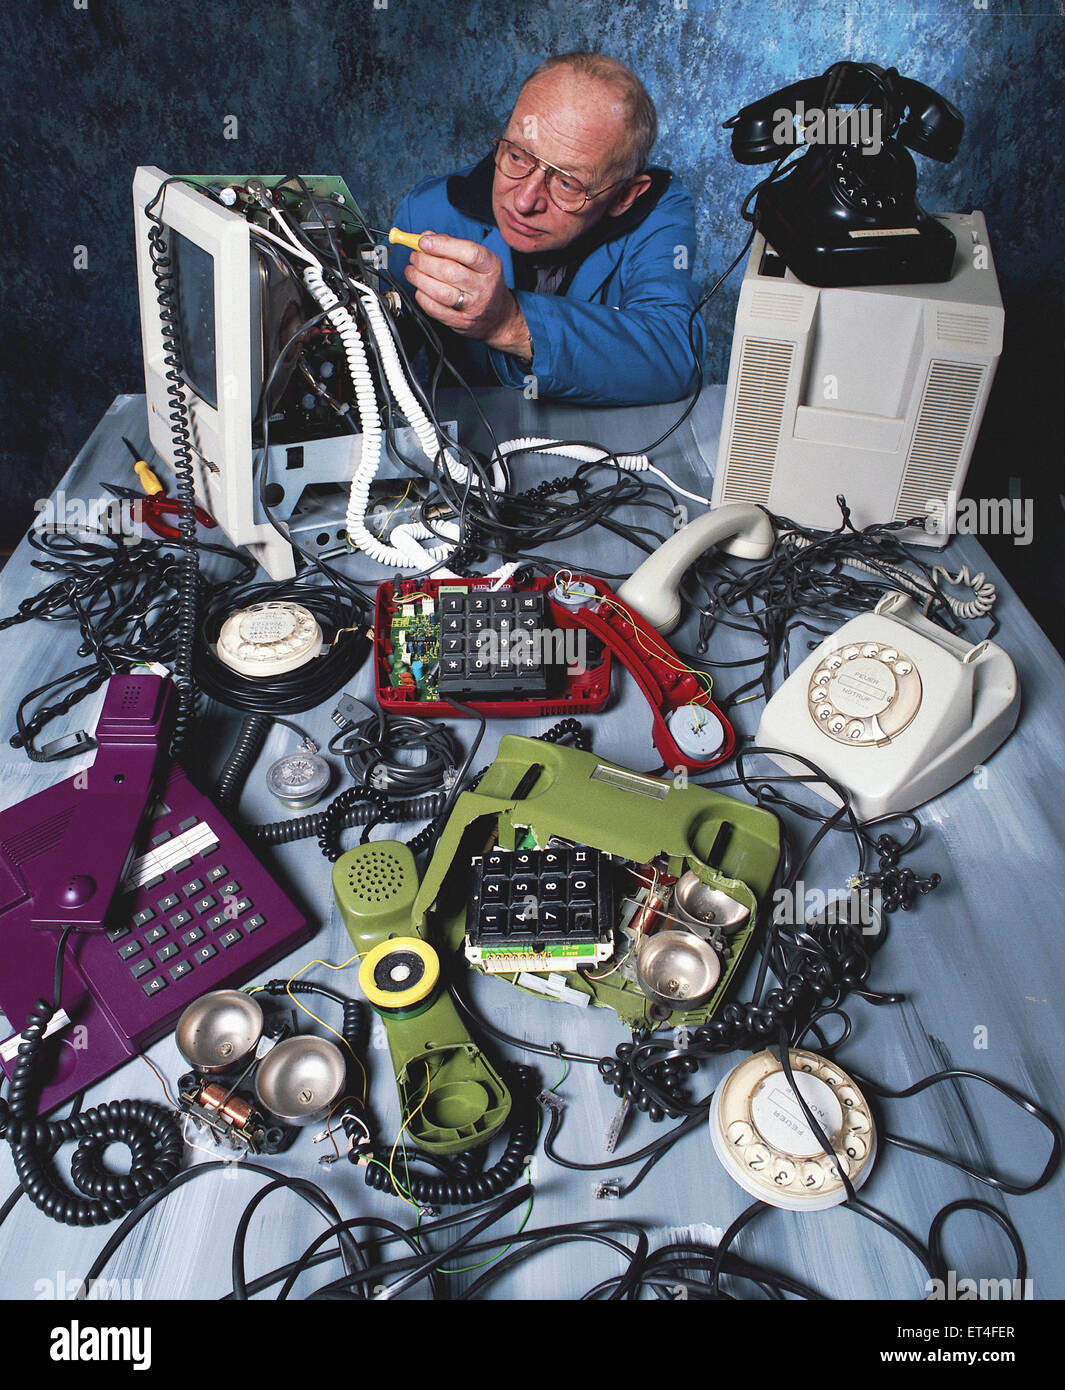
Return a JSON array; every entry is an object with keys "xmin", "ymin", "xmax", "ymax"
[{"xmin": 757, "ymin": 593, "xmax": 1020, "ymax": 819}]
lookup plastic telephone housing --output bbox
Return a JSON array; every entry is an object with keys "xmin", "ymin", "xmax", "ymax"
[
  {"xmin": 331, "ymin": 842, "xmax": 511, "ymax": 1155},
  {"xmin": 756, "ymin": 592, "xmax": 1021, "ymax": 819},
  {"xmin": 617, "ymin": 502, "xmax": 775, "ymax": 634}
]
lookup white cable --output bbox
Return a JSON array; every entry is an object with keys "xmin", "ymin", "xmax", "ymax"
[
  {"xmin": 355, "ymin": 283, "xmax": 480, "ymax": 485},
  {"xmin": 249, "ymin": 224, "xmax": 321, "ymax": 265},
  {"xmin": 495, "ymin": 436, "xmax": 711, "ymax": 506},
  {"xmin": 786, "ymin": 533, "xmax": 997, "ymax": 620},
  {"xmin": 302, "ymin": 265, "xmax": 454, "ymax": 569},
  {"xmin": 930, "ymin": 564, "xmax": 998, "ymax": 620}
]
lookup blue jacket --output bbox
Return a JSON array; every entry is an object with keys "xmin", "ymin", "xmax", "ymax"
[{"xmin": 389, "ymin": 155, "xmax": 706, "ymax": 406}]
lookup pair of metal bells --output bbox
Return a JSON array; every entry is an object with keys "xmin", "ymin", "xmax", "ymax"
[
  {"xmin": 636, "ymin": 871, "xmax": 750, "ymax": 1012},
  {"xmin": 175, "ymin": 989, "xmax": 347, "ymax": 1126}
]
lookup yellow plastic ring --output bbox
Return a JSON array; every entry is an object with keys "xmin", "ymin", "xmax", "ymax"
[{"xmin": 359, "ymin": 936, "xmax": 440, "ymax": 1011}]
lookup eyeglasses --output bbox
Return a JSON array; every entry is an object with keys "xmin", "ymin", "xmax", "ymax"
[{"xmin": 492, "ymin": 137, "xmax": 628, "ymax": 212}]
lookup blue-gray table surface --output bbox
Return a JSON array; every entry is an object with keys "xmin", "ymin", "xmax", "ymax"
[{"xmin": 0, "ymin": 388, "xmax": 1061, "ymax": 1301}]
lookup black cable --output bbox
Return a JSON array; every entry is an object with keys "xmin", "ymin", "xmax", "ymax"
[
  {"xmin": 253, "ymin": 790, "xmax": 445, "ymax": 849},
  {"xmin": 196, "ymin": 577, "xmax": 371, "ymax": 716},
  {"xmin": 0, "ymin": 932, "xmax": 182, "ymax": 1227},
  {"xmin": 143, "ymin": 176, "xmax": 205, "ymax": 759},
  {"xmin": 77, "ymin": 1158, "xmax": 358, "ymax": 1300},
  {"xmin": 361, "ymin": 1063, "xmax": 539, "ymax": 1207}
]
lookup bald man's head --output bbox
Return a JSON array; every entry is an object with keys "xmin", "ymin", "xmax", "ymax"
[{"xmin": 492, "ymin": 52, "xmax": 657, "ymax": 253}]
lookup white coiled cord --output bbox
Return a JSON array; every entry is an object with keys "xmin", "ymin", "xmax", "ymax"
[
  {"xmin": 303, "ymin": 265, "xmax": 455, "ymax": 570},
  {"xmin": 786, "ymin": 533, "xmax": 997, "ymax": 620},
  {"xmin": 494, "ymin": 437, "xmax": 711, "ymax": 506}
]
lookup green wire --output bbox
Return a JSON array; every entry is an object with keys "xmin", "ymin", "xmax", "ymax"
[{"xmin": 436, "ymin": 1185, "xmax": 535, "ymax": 1275}]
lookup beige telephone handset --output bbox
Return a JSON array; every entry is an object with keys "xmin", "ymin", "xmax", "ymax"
[
  {"xmin": 617, "ymin": 502, "xmax": 775, "ymax": 633},
  {"xmin": 757, "ymin": 592, "xmax": 1021, "ymax": 819}
]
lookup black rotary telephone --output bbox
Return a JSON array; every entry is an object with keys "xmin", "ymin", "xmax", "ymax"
[{"xmin": 724, "ymin": 61, "xmax": 964, "ymax": 287}]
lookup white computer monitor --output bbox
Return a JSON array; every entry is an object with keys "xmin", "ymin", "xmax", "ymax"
[
  {"xmin": 133, "ymin": 167, "xmax": 432, "ymax": 579},
  {"xmin": 712, "ymin": 211, "xmax": 1004, "ymax": 547}
]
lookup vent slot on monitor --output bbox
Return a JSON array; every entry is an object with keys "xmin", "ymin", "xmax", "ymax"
[
  {"xmin": 936, "ymin": 311, "xmax": 992, "ymax": 348},
  {"xmin": 719, "ymin": 337, "xmax": 795, "ymax": 504},
  {"xmin": 750, "ymin": 290, "xmax": 805, "ymax": 323},
  {"xmin": 895, "ymin": 359, "xmax": 986, "ymax": 520}
]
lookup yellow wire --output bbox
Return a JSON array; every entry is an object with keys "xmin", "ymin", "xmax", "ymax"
[
  {"xmin": 553, "ymin": 572, "xmax": 714, "ymax": 703},
  {"xmin": 282, "ymin": 953, "xmax": 368, "ymax": 1102},
  {"xmin": 378, "ymin": 481, "xmax": 413, "ymax": 538},
  {"xmin": 594, "ymin": 592, "xmax": 714, "ymax": 704},
  {"xmin": 388, "ymin": 1061, "xmax": 433, "ymax": 1207}
]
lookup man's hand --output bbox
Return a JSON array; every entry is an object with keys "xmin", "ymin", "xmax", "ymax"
[{"xmin": 404, "ymin": 232, "xmax": 532, "ymax": 359}]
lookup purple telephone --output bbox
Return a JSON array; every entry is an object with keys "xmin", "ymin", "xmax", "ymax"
[{"xmin": 0, "ymin": 673, "xmax": 312, "ymax": 1111}]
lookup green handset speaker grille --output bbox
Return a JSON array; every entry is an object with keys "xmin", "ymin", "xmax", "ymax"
[{"xmin": 332, "ymin": 842, "xmax": 421, "ymax": 953}]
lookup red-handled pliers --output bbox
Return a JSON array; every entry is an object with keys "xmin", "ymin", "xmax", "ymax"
[{"xmin": 103, "ymin": 438, "xmax": 216, "ymax": 541}]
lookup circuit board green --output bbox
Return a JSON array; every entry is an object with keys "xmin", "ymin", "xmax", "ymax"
[{"xmin": 388, "ymin": 608, "xmax": 440, "ymax": 699}]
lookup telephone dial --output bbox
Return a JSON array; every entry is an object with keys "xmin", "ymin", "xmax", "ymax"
[
  {"xmin": 757, "ymin": 593, "xmax": 1020, "ymax": 820},
  {"xmin": 710, "ymin": 1048, "xmax": 877, "ymax": 1211},
  {"xmin": 724, "ymin": 61, "xmax": 964, "ymax": 286}
]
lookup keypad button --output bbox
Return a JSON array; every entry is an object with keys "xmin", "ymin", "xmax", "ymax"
[
  {"xmin": 245, "ymin": 913, "xmax": 265, "ymax": 932},
  {"xmin": 192, "ymin": 894, "xmax": 218, "ymax": 915},
  {"xmin": 106, "ymin": 925, "xmax": 131, "ymax": 943},
  {"xmin": 569, "ymin": 874, "xmax": 594, "ymax": 901},
  {"xmin": 192, "ymin": 943, "xmax": 218, "ymax": 965},
  {"xmin": 218, "ymin": 927, "xmax": 242, "ymax": 949},
  {"xmin": 143, "ymin": 924, "xmax": 168, "ymax": 945},
  {"xmin": 571, "ymin": 908, "xmax": 595, "ymax": 936},
  {"xmin": 169, "ymin": 909, "xmax": 193, "ymax": 930},
  {"xmin": 481, "ymin": 877, "xmax": 509, "ymax": 903},
  {"xmin": 157, "ymin": 892, "xmax": 181, "ymax": 913},
  {"xmin": 180, "ymin": 878, "xmax": 205, "ymax": 898},
  {"xmin": 539, "ymin": 904, "xmax": 569, "ymax": 934},
  {"xmin": 206, "ymin": 864, "xmax": 229, "ymax": 883},
  {"xmin": 178, "ymin": 816, "xmax": 199, "ymax": 832},
  {"xmin": 118, "ymin": 940, "xmax": 143, "ymax": 960},
  {"xmin": 206, "ymin": 911, "xmax": 229, "ymax": 931},
  {"xmin": 142, "ymin": 976, "xmax": 168, "ymax": 996},
  {"xmin": 217, "ymin": 880, "xmax": 241, "ymax": 899},
  {"xmin": 131, "ymin": 908, "xmax": 155, "ymax": 929},
  {"xmin": 156, "ymin": 942, "xmax": 180, "ymax": 964},
  {"xmin": 479, "ymin": 904, "xmax": 508, "ymax": 936},
  {"xmin": 169, "ymin": 961, "xmax": 193, "ymax": 981},
  {"xmin": 130, "ymin": 958, "xmax": 154, "ymax": 979},
  {"xmin": 182, "ymin": 926, "xmax": 206, "ymax": 947},
  {"xmin": 151, "ymin": 830, "xmax": 172, "ymax": 846}
]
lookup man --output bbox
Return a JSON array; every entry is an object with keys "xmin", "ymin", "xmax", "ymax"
[{"xmin": 388, "ymin": 52, "xmax": 706, "ymax": 405}]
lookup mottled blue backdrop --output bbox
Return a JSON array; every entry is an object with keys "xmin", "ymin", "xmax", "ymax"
[{"xmin": 1, "ymin": 0, "xmax": 1061, "ymax": 631}]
